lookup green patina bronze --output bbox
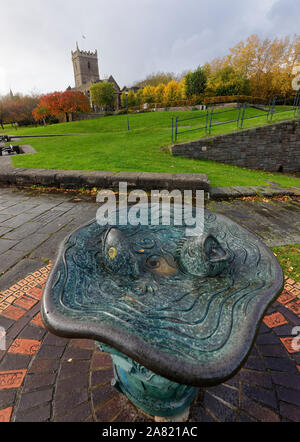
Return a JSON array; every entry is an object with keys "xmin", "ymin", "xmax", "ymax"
[
  {"xmin": 98, "ymin": 342, "xmax": 198, "ymax": 417},
  {"xmin": 41, "ymin": 204, "xmax": 283, "ymax": 417}
]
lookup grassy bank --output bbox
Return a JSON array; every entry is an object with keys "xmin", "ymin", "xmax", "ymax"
[
  {"xmin": 271, "ymin": 244, "xmax": 300, "ymax": 282},
  {"xmin": 1, "ymin": 107, "xmax": 299, "ymax": 188}
]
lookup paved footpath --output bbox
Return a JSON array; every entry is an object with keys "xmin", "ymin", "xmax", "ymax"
[{"xmin": 0, "ymin": 187, "xmax": 300, "ymax": 422}]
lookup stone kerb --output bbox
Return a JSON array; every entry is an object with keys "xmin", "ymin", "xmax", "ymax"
[{"xmin": 0, "ymin": 166, "xmax": 210, "ymax": 193}]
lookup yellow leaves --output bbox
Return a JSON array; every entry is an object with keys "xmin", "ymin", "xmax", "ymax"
[
  {"xmin": 121, "ymin": 90, "xmax": 137, "ymax": 108},
  {"xmin": 154, "ymin": 83, "xmax": 166, "ymax": 103},
  {"xmin": 90, "ymin": 187, "xmax": 98, "ymax": 196},
  {"xmin": 163, "ymin": 81, "xmax": 181, "ymax": 105},
  {"xmin": 143, "ymin": 85, "xmax": 156, "ymax": 103},
  {"xmin": 223, "ymin": 33, "xmax": 298, "ymax": 97}
]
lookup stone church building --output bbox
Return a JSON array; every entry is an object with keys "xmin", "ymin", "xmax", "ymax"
[{"xmin": 71, "ymin": 43, "xmax": 121, "ymax": 110}]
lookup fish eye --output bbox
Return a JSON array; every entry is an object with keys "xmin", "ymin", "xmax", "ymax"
[
  {"xmin": 146, "ymin": 255, "xmax": 160, "ymax": 268},
  {"xmin": 108, "ymin": 247, "xmax": 117, "ymax": 259}
]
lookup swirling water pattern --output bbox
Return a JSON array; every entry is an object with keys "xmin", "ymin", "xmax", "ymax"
[{"xmin": 51, "ymin": 208, "xmax": 277, "ymax": 363}]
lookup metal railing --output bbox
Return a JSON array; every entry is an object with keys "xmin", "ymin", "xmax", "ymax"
[
  {"xmin": 269, "ymin": 94, "xmax": 300, "ymax": 121},
  {"xmin": 171, "ymin": 93, "xmax": 300, "ymax": 143},
  {"xmin": 207, "ymin": 107, "xmax": 242, "ymax": 135},
  {"xmin": 171, "ymin": 111, "xmax": 210, "ymax": 143}
]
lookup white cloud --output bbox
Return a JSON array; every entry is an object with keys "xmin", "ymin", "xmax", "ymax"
[
  {"xmin": 0, "ymin": 0, "xmax": 298, "ymax": 95},
  {"xmin": 0, "ymin": 67, "xmax": 8, "ymax": 94}
]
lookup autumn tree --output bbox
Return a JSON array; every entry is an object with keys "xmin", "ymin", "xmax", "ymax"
[
  {"xmin": 178, "ymin": 78, "xmax": 187, "ymax": 100},
  {"xmin": 60, "ymin": 91, "xmax": 91, "ymax": 117},
  {"xmin": 135, "ymin": 89, "xmax": 144, "ymax": 106},
  {"xmin": 207, "ymin": 66, "xmax": 250, "ymax": 96},
  {"xmin": 0, "ymin": 98, "xmax": 5, "ymax": 129},
  {"xmin": 0, "ymin": 95, "xmax": 16, "ymax": 126},
  {"xmin": 0, "ymin": 94, "xmax": 39, "ymax": 127},
  {"xmin": 90, "ymin": 82, "xmax": 116, "ymax": 110},
  {"xmin": 154, "ymin": 83, "xmax": 166, "ymax": 103},
  {"xmin": 225, "ymin": 34, "xmax": 300, "ymax": 98},
  {"xmin": 38, "ymin": 92, "xmax": 61, "ymax": 118},
  {"xmin": 120, "ymin": 91, "xmax": 127, "ymax": 108},
  {"xmin": 127, "ymin": 90, "xmax": 136, "ymax": 107},
  {"xmin": 120, "ymin": 90, "xmax": 137, "ymax": 108},
  {"xmin": 133, "ymin": 72, "xmax": 179, "ymax": 88},
  {"xmin": 142, "ymin": 85, "xmax": 156, "ymax": 104},
  {"xmin": 204, "ymin": 57, "xmax": 227, "ymax": 77},
  {"xmin": 16, "ymin": 95, "xmax": 40, "ymax": 125},
  {"xmin": 163, "ymin": 81, "xmax": 180, "ymax": 105},
  {"xmin": 32, "ymin": 103, "xmax": 51, "ymax": 125},
  {"xmin": 34, "ymin": 91, "xmax": 90, "ymax": 122}
]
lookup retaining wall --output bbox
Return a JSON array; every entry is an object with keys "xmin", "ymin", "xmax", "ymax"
[{"xmin": 171, "ymin": 119, "xmax": 300, "ymax": 173}]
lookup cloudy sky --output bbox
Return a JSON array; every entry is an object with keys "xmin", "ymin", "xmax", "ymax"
[{"xmin": 0, "ymin": 0, "xmax": 299, "ymax": 96}]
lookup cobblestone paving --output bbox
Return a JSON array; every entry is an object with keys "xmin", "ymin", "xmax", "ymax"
[{"xmin": 0, "ymin": 187, "xmax": 299, "ymax": 422}]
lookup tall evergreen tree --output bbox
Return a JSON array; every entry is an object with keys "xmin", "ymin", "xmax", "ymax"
[{"xmin": 184, "ymin": 66, "xmax": 207, "ymax": 98}]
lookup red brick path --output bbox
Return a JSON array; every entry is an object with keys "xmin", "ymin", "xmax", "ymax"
[{"xmin": 0, "ymin": 268, "xmax": 300, "ymax": 422}]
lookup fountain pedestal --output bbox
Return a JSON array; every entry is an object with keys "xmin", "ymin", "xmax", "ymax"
[{"xmin": 98, "ymin": 343, "xmax": 198, "ymax": 418}]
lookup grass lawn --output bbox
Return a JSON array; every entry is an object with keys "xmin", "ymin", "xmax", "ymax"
[
  {"xmin": 271, "ymin": 244, "xmax": 300, "ymax": 282},
  {"xmin": 1, "ymin": 106, "xmax": 300, "ymax": 188}
]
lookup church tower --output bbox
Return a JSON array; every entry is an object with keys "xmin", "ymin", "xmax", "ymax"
[{"xmin": 71, "ymin": 43, "xmax": 100, "ymax": 88}]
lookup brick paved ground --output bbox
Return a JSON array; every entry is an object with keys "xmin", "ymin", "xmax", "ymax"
[
  {"xmin": 210, "ymin": 195, "xmax": 300, "ymax": 247},
  {"xmin": 0, "ymin": 187, "xmax": 299, "ymax": 422},
  {"xmin": 0, "ymin": 187, "xmax": 98, "ymax": 291}
]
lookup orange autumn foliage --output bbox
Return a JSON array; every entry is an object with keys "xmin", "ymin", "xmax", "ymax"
[{"xmin": 33, "ymin": 90, "xmax": 90, "ymax": 122}]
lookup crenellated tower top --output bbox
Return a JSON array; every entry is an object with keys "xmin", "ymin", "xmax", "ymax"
[{"xmin": 71, "ymin": 43, "xmax": 100, "ymax": 88}]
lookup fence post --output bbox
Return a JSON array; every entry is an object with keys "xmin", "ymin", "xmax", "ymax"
[
  {"xmin": 293, "ymin": 92, "xmax": 298, "ymax": 107},
  {"xmin": 270, "ymin": 96, "xmax": 277, "ymax": 122},
  {"xmin": 208, "ymin": 108, "xmax": 214, "ymax": 135},
  {"xmin": 171, "ymin": 117, "xmax": 174, "ymax": 143},
  {"xmin": 236, "ymin": 105, "xmax": 241, "ymax": 129},
  {"xmin": 267, "ymin": 98, "xmax": 272, "ymax": 121},
  {"xmin": 240, "ymin": 103, "xmax": 246, "ymax": 129},
  {"xmin": 293, "ymin": 92, "xmax": 299, "ymax": 118},
  {"xmin": 295, "ymin": 92, "xmax": 300, "ymax": 114},
  {"xmin": 205, "ymin": 110, "xmax": 209, "ymax": 134},
  {"xmin": 175, "ymin": 116, "xmax": 178, "ymax": 143}
]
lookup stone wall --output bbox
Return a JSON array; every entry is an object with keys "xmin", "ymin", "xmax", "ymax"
[{"xmin": 170, "ymin": 119, "xmax": 300, "ymax": 173}]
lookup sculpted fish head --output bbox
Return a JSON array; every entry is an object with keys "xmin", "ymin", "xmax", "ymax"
[
  {"xmin": 102, "ymin": 227, "xmax": 140, "ymax": 278},
  {"xmin": 176, "ymin": 233, "xmax": 230, "ymax": 277}
]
